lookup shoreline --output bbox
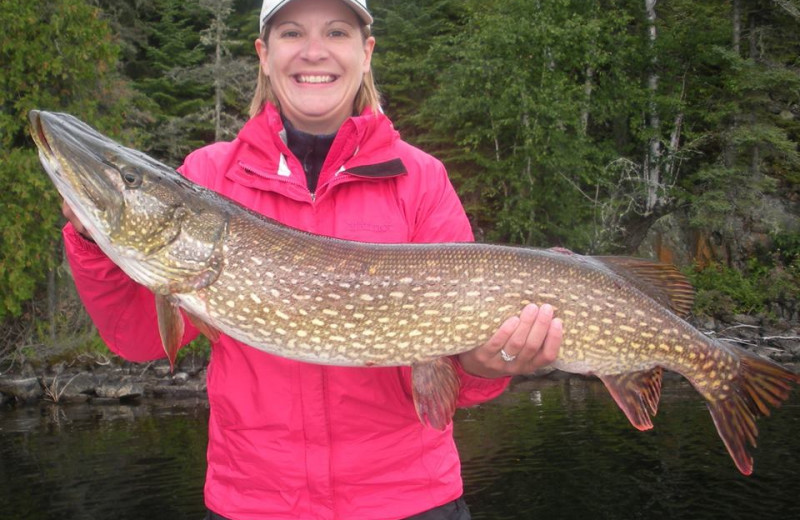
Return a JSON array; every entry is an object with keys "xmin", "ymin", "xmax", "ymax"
[{"xmin": 2, "ymin": 316, "xmax": 799, "ymax": 407}]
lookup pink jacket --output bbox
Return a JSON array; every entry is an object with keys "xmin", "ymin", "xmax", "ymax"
[{"xmin": 64, "ymin": 104, "xmax": 509, "ymax": 519}]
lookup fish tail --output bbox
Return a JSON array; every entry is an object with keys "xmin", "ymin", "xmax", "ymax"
[{"xmin": 705, "ymin": 349, "xmax": 799, "ymax": 475}]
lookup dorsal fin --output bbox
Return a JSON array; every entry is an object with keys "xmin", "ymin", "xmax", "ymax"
[{"xmin": 595, "ymin": 256, "xmax": 695, "ymax": 317}]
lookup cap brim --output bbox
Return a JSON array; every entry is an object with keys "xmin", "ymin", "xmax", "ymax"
[{"xmin": 260, "ymin": 0, "xmax": 373, "ymax": 32}]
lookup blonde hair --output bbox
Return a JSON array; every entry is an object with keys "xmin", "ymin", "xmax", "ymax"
[{"xmin": 249, "ymin": 23, "xmax": 381, "ymax": 119}]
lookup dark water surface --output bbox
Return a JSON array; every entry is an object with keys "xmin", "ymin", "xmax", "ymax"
[{"xmin": 1, "ymin": 377, "xmax": 798, "ymax": 520}]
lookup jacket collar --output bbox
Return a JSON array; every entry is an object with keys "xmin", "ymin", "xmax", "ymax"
[{"xmin": 237, "ymin": 103, "xmax": 406, "ymax": 180}]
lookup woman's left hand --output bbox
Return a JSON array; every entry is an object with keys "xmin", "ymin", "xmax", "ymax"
[{"xmin": 458, "ymin": 304, "xmax": 562, "ymax": 378}]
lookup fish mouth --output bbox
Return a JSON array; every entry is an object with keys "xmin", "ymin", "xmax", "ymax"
[
  {"xmin": 29, "ymin": 110, "xmax": 55, "ymax": 159},
  {"xmin": 28, "ymin": 110, "xmax": 123, "ymax": 230}
]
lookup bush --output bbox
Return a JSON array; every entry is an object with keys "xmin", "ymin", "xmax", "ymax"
[{"xmin": 686, "ymin": 231, "xmax": 800, "ymax": 319}]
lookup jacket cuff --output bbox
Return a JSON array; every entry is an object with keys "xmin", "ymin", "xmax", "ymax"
[
  {"xmin": 63, "ymin": 222, "xmax": 104, "ymax": 255},
  {"xmin": 450, "ymin": 355, "xmax": 511, "ymax": 402}
]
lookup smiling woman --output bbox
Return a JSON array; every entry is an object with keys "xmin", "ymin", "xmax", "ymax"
[
  {"xmin": 56, "ymin": 0, "xmax": 564, "ymax": 519},
  {"xmin": 252, "ymin": 0, "xmax": 378, "ymax": 134}
]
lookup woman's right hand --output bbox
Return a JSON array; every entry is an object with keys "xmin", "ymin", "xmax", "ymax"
[{"xmin": 62, "ymin": 199, "xmax": 94, "ymax": 241}]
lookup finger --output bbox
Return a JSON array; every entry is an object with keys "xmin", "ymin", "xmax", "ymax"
[
  {"xmin": 481, "ymin": 314, "xmax": 521, "ymax": 359},
  {"xmin": 524, "ymin": 317, "xmax": 562, "ymax": 371},
  {"xmin": 523, "ymin": 303, "xmax": 554, "ymax": 353},
  {"xmin": 61, "ymin": 199, "xmax": 73, "ymax": 220},
  {"xmin": 508, "ymin": 304, "xmax": 553, "ymax": 365},
  {"xmin": 500, "ymin": 304, "xmax": 540, "ymax": 358},
  {"xmin": 62, "ymin": 199, "xmax": 90, "ymax": 238}
]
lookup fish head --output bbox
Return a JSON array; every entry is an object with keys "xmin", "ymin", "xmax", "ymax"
[
  {"xmin": 29, "ymin": 110, "xmax": 225, "ymax": 291},
  {"xmin": 29, "ymin": 111, "xmax": 188, "ymax": 251}
]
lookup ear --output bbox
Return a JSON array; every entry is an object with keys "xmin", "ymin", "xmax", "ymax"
[
  {"xmin": 255, "ymin": 38, "xmax": 270, "ymax": 76},
  {"xmin": 362, "ymin": 36, "xmax": 375, "ymax": 74}
]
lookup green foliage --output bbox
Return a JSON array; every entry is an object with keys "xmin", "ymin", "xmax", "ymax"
[
  {"xmin": 687, "ymin": 231, "xmax": 800, "ymax": 318},
  {"xmin": 0, "ymin": 0, "xmax": 131, "ymax": 319},
  {"xmin": 0, "ymin": 150, "xmax": 61, "ymax": 319},
  {"xmin": 371, "ymin": 0, "xmax": 464, "ymax": 133},
  {"xmin": 92, "ymin": 0, "xmax": 258, "ymax": 164},
  {"xmin": 407, "ymin": 0, "xmax": 645, "ymax": 249},
  {"xmin": 2, "ymin": 0, "xmax": 799, "ymax": 362},
  {"xmin": 687, "ymin": 262, "xmax": 766, "ymax": 316}
]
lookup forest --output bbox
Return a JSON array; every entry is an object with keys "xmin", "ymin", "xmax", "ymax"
[{"xmin": 1, "ymin": 0, "xmax": 799, "ymax": 364}]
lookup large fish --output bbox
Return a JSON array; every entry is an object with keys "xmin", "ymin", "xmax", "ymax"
[{"xmin": 30, "ymin": 110, "xmax": 797, "ymax": 475}]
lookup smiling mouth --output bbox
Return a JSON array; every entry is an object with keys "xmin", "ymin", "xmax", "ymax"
[{"xmin": 295, "ymin": 74, "xmax": 336, "ymax": 84}]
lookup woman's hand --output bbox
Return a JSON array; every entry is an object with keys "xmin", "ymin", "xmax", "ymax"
[
  {"xmin": 62, "ymin": 199, "xmax": 94, "ymax": 241},
  {"xmin": 458, "ymin": 304, "xmax": 562, "ymax": 378}
]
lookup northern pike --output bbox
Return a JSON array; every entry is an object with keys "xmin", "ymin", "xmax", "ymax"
[{"xmin": 30, "ymin": 110, "xmax": 798, "ymax": 475}]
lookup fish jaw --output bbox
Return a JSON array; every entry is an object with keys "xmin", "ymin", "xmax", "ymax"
[{"xmin": 28, "ymin": 110, "xmax": 122, "ymax": 243}]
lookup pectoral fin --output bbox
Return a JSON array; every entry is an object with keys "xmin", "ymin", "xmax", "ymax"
[
  {"xmin": 411, "ymin": 358, "xmax": 460, "ymax": 430},
  {"xmin": 155, "ymin": 294, "xmax": 184, "ymax": 371},
  {"xmin": 599, "ymin": 367, "xmax": 663, "ymax": 431}
]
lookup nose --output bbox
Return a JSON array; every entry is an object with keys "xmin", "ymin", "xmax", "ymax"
[{"xmin": 301, "ymin": 34, "xmax": 328, "ymax": 61}]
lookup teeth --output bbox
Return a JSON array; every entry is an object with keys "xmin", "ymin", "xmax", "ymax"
[{"xmin": 297, "ymin": 75, "xmax": 334, "ymax": 84}]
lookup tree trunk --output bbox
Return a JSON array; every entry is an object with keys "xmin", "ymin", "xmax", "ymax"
[
  {"xmin": 644, "ymin": 0, "xmax": 661, "ymax": 215},
  {"xmin": 215, "ymin": 32, "xmax": 223, "ymax": 142},
  {"xmin": 581, "ymin": 64, "xmax": 594, "ymax": 135},
  {"xmin": 732, "ymin": 0, "xmax": 742, "ymax": 55}
]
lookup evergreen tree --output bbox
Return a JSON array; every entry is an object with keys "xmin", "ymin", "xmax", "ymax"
[
  {"xmin": 91, "ymin": 0, "xmax": 259, "ymax": 165},
  {"xmin": 412, "ymin": 0, "xmax": 645, "ymax": 249},
  {"xmin": 0, "ymin": 0, "xmax": 131, "ymax": 319}
]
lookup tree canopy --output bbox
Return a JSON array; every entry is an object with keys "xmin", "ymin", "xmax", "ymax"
[{"xmin": 1, "ymin": 0, "xmax": 798, "ymax": 327}]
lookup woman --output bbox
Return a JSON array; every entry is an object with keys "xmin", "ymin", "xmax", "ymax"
[{"xmin": 63, "ymin": 0, "xmax": 562, "ymax": 518}]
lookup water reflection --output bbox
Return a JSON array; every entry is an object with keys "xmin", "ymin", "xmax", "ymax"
[
  {"xmin": 1, "ymin": 378, "xmax": 797, "ymax": 519},
  {"xmin": 0, "ymin": 401, "xmax": 209, "ymax": 520},
  {"xmin": 458, "ymin": 377, "xmax": 800, "ymax": 520}
]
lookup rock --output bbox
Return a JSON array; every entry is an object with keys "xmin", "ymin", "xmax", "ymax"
[
  {"xmin": 151, "ymin": 377, "xmax": 207, "ymax": 399},
  {"xmin": 0, "ymin": 376, "xmax": 42, "ymax": 402},
  {"xmin": 95, "ymin": 376, "xmax": 144, "ymax": 400},
  {"xmin": 723, "ymin": 321, "xmax": 762, "ymax": 341},
  {"xmin": 732, "ymin": 314, "xmax": 761, "ymax": 327},
  {"xmin": 152, "ymin": 361, "xmax": 172, "ymax": 378},
  {"xmin": 767, "ymin": 337, "xmax": 800, "ymax": 359},
  {"xmin": 697, "ymin": 317, "xmax": 717, "ymax": 331},
  {"xmin": 39, "ymin": 371, "xmax": 99, "ymax": 403},
  {"xmin": 178, "ymin": 352, "xmax": 206, "ymax": 376},
  {"xmin": 57, "ymin": 373, "xmax": 99, "ymax": 399}
]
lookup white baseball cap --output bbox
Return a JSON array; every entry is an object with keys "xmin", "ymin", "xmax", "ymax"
[{"xmin": 259, "ymin": 0, "xmax": 373, "ymax": 33}]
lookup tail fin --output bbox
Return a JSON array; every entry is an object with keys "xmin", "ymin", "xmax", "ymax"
[{"xmin": 706, "ymin": 350, "xmax": 799, "ymax": 475}]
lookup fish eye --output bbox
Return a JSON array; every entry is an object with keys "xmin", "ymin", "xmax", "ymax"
[{"xmin": 120, "ymin": 166, "xmax": 143, "ymax": 188}]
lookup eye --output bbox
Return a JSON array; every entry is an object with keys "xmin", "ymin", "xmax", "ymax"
[{"xmin": 120, "ymin": 166, "xmax": 143, "ymax": 188}]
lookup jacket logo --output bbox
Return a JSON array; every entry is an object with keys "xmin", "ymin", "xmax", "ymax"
[{"xmin": 347, "ymin": 220, "xmax": 393, "ymax": 233}]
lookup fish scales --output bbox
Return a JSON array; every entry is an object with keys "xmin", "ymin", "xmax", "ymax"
[
  {"xmin": 195, "ymin": 221, "xmax": 723, "ymax": 383},
  {"xmin": 29, "ymin": 110, "xmax": 798, "ymax": 475}
]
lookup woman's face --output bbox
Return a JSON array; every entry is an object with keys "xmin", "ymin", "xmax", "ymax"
[{"xmin": 256, "ymin": 0, "xmax": 375, "ymax": 135}]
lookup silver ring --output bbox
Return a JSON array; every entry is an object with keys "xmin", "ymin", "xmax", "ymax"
[{"xmin": 499, "ymin": 349, "xmax": 517, "ymax": 362}]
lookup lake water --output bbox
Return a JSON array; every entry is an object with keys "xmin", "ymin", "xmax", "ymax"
[{"xmin": 1, "ymin": 377, "xmax": 798, "ymax": 519}]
